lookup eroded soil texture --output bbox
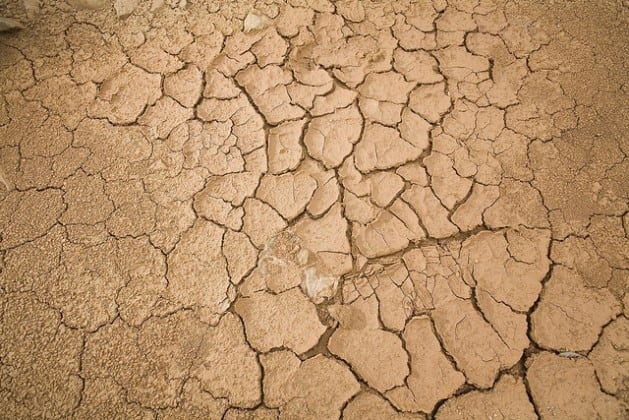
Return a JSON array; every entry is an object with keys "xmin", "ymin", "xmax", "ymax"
[{"xmin": 0, "ymin": 0, "xmax": 628, "ymax": 419}]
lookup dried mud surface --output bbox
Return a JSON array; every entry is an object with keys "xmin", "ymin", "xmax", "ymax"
[{"xmin": 0, "ymin": 0, "xmax": 628, "ymax": 419}]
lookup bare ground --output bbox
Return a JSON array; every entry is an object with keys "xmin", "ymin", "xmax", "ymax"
[{"xmin": 0, "ymin": 0, "xmax": 627, "ymax": 419}]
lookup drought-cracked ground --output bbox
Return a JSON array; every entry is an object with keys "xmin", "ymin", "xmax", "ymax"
[{"xmin": 0, "ymin": 0, "xmax": 628, "ymax": 418}]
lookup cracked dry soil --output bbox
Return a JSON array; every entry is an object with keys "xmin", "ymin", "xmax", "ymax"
[{"xmin": 0, "ymin": 0, "xmax": 628, "ymax": 419}]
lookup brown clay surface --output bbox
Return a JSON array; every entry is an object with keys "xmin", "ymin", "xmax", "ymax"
[{"xmin": 0, "ymin": 0, "xmax": 627, "ymax": 418}]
